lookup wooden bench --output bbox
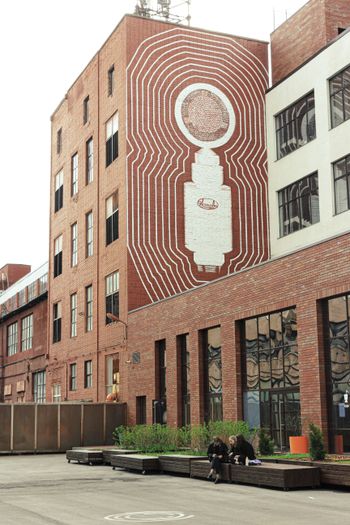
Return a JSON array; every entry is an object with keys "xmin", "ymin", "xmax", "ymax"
[
  {"xmin": 263, "ymin": 459, "xmax": 350, "ymax": 488},
  {"xmin": 158, "ymin": 455, "xmax": 207, "ymax": 475},
  {"xmin": 111, "ymin": 454, "xmax": 160, "ymax": 474},
  {"xmin": 229, "ymin": 463, "xmax": 320, "ymax": 490},
  {"xmin": 66, "ymin": 449, "xmax": 104, "ymax": 466},
  {"xmin": 190, "ymin": 460, "xmax": 231, "ymax": 482},
  {"xmin": 103, "ymin": 449, "xmax": 139, "ymax": 465}
]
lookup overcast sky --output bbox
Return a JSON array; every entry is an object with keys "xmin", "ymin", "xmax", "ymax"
[{"xmin": 0, "ymin": 0, "xmax": 307, "ymax": 271}]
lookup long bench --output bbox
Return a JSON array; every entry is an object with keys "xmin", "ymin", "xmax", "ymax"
[
  {"xmin": 190, "ymin": 460, "xmax": 231, "ymax": 482},
  {"xmin": 158, "ymin": 455, "xmax": 207, "ymax": 475},
  {"xmin": 190, "ymin": 460, "xmax": 320, "ymax": 490},
  {"xmin": 66, "ymin": 449, "xmax": 104, "ymax": 466},
  {"xmin": 111, "ymin": 454, "xmax": 160, "ymax": 474},
  {"xmin": 264, "ymin": 458, "xmax": 350, "ymax": 488}
]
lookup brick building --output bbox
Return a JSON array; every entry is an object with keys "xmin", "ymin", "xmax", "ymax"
[
  {"xmin": 48, "ymin": 15, "xmax": 269, "ymax": 404},
  {"xmin": 0, "ymin": 263, "xmax": 48, "ymax": 403},
  {"xmin": 46, "ymin": 0, "xmax": 350, "ymax": 452}
]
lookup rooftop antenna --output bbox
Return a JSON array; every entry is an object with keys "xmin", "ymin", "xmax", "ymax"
[{"xmin": 134, "ymin": 0, "xmax": 191, "ymax": 26}]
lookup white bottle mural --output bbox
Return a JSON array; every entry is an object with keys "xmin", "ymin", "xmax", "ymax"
[{"xmin": 175, "ymin": 83, "xmax": 235, "ymax": 272}]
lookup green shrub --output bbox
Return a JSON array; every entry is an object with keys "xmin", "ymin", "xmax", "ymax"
[
  {"xmin": 113, "ymin": 421, "xmax": 252, "ymax": 454},
  {"xmin": 258, "ymin": 428, "xmax": 275, "ymax": 455},
  {"xmin": 190, "ymin": 424, "xmax": 210, "ymax": 451},
  {"xmin": 309, "ymin": 423, "xmax": 326, "ymax": 461},
  {"xmin": 207, "ymin": 420, "xmax": 250, "ymax": 443},
  {"xmin": 113, "ymin": 424, "xmax": 191, "ymax": 453}
]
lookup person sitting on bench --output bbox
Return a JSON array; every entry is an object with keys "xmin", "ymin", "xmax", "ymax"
[
  {"xmin": 228, "ymin": 434, "xmax": 260, "ymax": 465},
  {"xmin": 207, "ymin": 436, "xmax": 228, "ymax": 483}
]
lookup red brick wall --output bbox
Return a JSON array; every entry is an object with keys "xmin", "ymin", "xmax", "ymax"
[
  {"xmin": 126, "ymin": 17, "xmax": 269, "ymax": 309},
  {"xmin": 271, "ymin": 0, "xmax": 350, "ymax": 84},
  {"xmin": 126, "ymin": 232, "xmax": 350, "ymax": 447},
  {"xmin": 0, "ymin": 296, "xmax": 47, "ymax": 402},
  {"xmin": 0, "ymin": 264, "xmax": 31, "ymax": 289},
  {"xmin": 47, "ymin": 15, "xmax": 269, "ymax": 403}
]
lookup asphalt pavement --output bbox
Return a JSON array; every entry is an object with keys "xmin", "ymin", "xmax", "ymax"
[{"xmin": 0, "ymin": 454, "xmax": 349, "ymax": 524}]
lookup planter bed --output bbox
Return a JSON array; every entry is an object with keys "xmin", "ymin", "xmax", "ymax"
[
  {"xmin": 66, "ymin": 449, "xmax": 104, "ymax": 466},
  {"xmin": 158, "ymin": 455, "xmax": 207, "ymax": 475},
  {"xmin": 111, "ymin": 454, "xmax": 160, "ymax": 474}
]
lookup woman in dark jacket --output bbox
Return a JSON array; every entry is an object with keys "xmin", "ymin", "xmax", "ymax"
[
  {"xmin": 207, "ymin": 436, "xmax": 228, "ymax": 483},
  {"xmin": 228, "ymin": 434, "xmax": 256, "ymax": 465}
]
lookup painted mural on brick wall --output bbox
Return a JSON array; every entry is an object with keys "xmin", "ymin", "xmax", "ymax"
[{"xmin": 127, "ymin": 27, "xmax": 269, "ymax": 309}]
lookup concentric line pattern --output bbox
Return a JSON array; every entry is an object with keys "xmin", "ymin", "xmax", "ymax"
[{"xmin": 127, "ymin": 28, "xmax": 269, "ymax": 306}]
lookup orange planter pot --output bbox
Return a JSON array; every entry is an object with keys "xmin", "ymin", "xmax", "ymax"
[
  {"xmin": 334, "ymin": 434, "xmax": 344, "ymax": 454},
  {"xmin": 289, "ymin": 436, "xmax": 309, "ymax": 454}
]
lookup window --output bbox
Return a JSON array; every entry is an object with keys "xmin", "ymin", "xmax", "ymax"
[
  {"xmin": 70, "ymin": 363, "xmax": 77, "ymax": 391},
  {"xmin": 54, "ymin": 235, "xmax": 63, "ymax": 277},
  {"xmin": 108, "ymin": 65, "xmax": 115, "ymax": 96},
  {"xmin": 71, "ymin": 222, "xmax": 78, "ymax": 267},
  {"xmin": 333, "ymin": 154, "xmax": 350, "ymax": 214},
  {"xmin": 71, "ymin": 153, "xmax": 78, "ymax": 196},
  {"xmin": 57, "ymin": 128, "xmax": 62, "ymax": 155},
  {"xmin": 70, "ymin": 293, "xmax": 77, "ymax": 338},
  {"xmin": 39, "ymin": 274, "xmax": 48, "ymax": 294},
  {"xmin": 86, "ymin": 138, "xmax": 93, "ymax": 184},
  {"xmin": 54, "ymin": 170, "xmax": 63, "ymax": 212},
  {"xmin": 328, "ymin": 295, "xmax": 350, "ymax": 452},
  {"xmin": 53, "ymin": 302, "xmax": 62, "ymax": 343},
  {"xmin": 202, "ymin": 327, "xmax": 222, "ymax": 423},
  {"xmin": 278, "ymin": 173, "xmax": 320, "ymax": 237},
  {"xmin": 86, "ymin": 285, "xmax": 93, "ymax": 332},
  {"xmin": 18, "ymin": 289, "xmax": 26, "ymax": 307},
  {"xmin": 84, "ymin": 360, "xmax": 92, "ymax": 388},
  {"xmin": 106, "ymin": 354, "xmax": 119, "ymax": 396},
  {"xmin": 242, "ymin": 309, "xmax": 300, "ymax": 450},
  {"xmin": 330, "ymin": 65, "xmax": 350, "ymax": 128},
  {"xmin": 83, "ymin": 95, "xmax": 90, "ymax": 124},
  {"xmin": 154, "ymin": 340, "xmax": 167, "ymax": 424},
  {"xmin": 27, "ymin": 281, "xmax": 36, "ymax": 301},
  {"xmin": 106, "ymin": 112, "xmax": 118, "ymax": 166},
  {"xmin": 7, "ymin": 322, "xmax": 18, "ymax": 356},
  {"xmin": 178, "ymin": 334, "xmax": 191, "ymax": 426},
  {"xmin": 52, "ymin": 384, "xmax": 61, "ymax": 403},
  {"xmin": 276, "ymin": 92, "xmax": 316, "ymax": 159},
  {"xmin": 33, "ymin": 371, "xmax": 46, "ymax": 403},
  {"xmin": 105, "ymin": 271, "xmax": 119, "ymax": 323},
  {"xmin": 21, "ymin": 314, "xmax": 33, "ymax": 351},
  {"xmin": 136, "ymin": 396, "xmax": 147, "ymax": 425},
  {"xmin": 86, "ymin": 211, "xmax": 93, "ymax": 257},
  {"xmin": 106, "ymin": 192, "xmax": 119, "ymax": 245}
]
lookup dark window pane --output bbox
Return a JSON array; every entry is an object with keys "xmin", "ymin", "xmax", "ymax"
[
  {"xmin": 243, "ymin": 390, "xmax": 260, "ymax": 428},
  {"xmin": 330, "ymin": 338, "xmax": 350, "ymax": 383},
  {"xmin": 271, "ymin": 347, "xmax": 284, "ymax": 388},
  {"xmin": 282, "ymin": 309, "xmax": 297, "ymax": 345},
  {"xmin": 331, "ymin": 91, "xmax": 344, "ymax": 127},
  {"xmin": 245, "ymin": 318, "xmax": 258, "ymax": 352},
  {"xmin": 106, "ymin": 137, "xmax": 113, "ymax": 167},
  {"xmin": 246, "ymin": 351, "xmax": 259, "ymax": 390},
  {"xmin": 258, "ymin": 316, "xmax": 269, "ymax": 350},
  {"xmin": 112, "ymin": 131, "xmax": 118, "ymax": 161},
  {"xmin": 276, "ymin": 92, "xmax": 316, "ymax": 159},
  {"xmin": 259, "ymin": 350, "xmax": 271, "ymax": 390},
  {"xmin": 270, "ymin": 312, "xmax": 282, "ymax": 348},
  {"xmin": 334, "ymin": 177, "xmax": 349, "ymax": 214},
  {"xmin": 330, "ymin": 74, "xmax": 343, "ymax": 95},
  {"xmin": 284, "ymin": 346, "xmax": 299, "ymax": 387}
]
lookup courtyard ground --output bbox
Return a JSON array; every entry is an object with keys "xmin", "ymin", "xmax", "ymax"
[{"xmin": 0, "ymin": 454, "xmax": 349, "ymax": 524}]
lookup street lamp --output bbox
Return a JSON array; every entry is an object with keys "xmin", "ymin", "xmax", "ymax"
[{"xmin": 106, "ymin": 312, "xmax": 128, "ymax": 341}]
